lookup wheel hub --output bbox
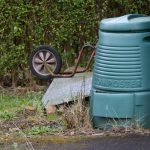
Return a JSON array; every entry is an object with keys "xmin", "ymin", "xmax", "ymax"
[{"xmin": 32, "ymin": 50, "xmax": 57, "ymax": 76}]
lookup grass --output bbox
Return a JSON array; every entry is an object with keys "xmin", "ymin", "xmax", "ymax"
[
  {"xmin": 47, "ymin": 113, "xmax": 61, "ymax": 121},
  {"xmin": 0, "ymin": 90, "xmax": 93, "ymax": 136},
  {"xmin": 0, "ymin": 91, "xmax": 43, "ymax": 120},
  {"xmin": 0, "ymin": 111, "xmax": 14, "ymax": 120},
  {"xmin": 2, "ymin": 89, "xmax": 150, "ymax": 149},
  {"xmin": 62, "ymin": 94, "xmax": 92, "ymax": 131},
  {"xmin": 1, "ymin": 89, "xmax": 148, "ymax": 139},
  {"xmin": 28, "ymin": 126, "xmax": 60, "ymax": 135},
  {"xmin": 0, "ymin": 90, "xmax": 65, "ymax": 139}
]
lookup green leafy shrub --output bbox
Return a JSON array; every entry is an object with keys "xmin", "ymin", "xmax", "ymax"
[{"xmin": 0, "ymin": 0, "xmax": 150, "ymax": 86}]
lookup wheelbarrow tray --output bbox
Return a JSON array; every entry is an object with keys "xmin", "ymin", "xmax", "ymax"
[{"xmin": 42, "ymin": 72, "xmax": 92, "ymax": 106}]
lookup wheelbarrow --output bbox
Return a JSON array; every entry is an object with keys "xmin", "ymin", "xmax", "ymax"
[{"xmin": 29, "ymin": 44, "xmax": 95, "ymax": 80}]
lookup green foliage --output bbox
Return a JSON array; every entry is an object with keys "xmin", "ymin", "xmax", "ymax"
[
  {"xmin": 0, "ymin": 111, "xmax": 14, "ymax": 120},
  {"xmin": 28, "ymin": 126, "xmax": 59, "ymax": 135},
  {"xmin": 0, "ymin": 91, "xmax": 43, "ymax": 118},
  {"xmin": 114, "ymin": 0, "xmax": 150, "ymax": 15},
  {"xmin": 0, "ymin": 0, "xmax": 150, "ymax": 85},
  {"xmin": 47, "ymin": 113, "xmax": 60, "ymax": 121}
]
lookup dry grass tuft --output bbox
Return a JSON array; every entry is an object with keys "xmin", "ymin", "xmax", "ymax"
[{"xmin": 62, "ymin": 93, "xmax": 92, "ymax": 131}]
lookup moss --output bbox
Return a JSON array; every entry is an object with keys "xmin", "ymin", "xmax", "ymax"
[{"xmin": 0, "ymin": 135, "xmax": 94, "ymax": 144}]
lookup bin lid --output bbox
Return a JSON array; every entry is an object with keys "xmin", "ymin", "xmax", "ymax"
[{"xmin": 100, "ymin": 14, "xmax": 150, "ymax": 32}]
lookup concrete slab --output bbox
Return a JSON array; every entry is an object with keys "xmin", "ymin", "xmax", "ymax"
[{"xmin": 42, "ymin": 72, "xmax": 92, "ymax": 106}]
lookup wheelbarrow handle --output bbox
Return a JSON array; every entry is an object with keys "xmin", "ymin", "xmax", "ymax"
[
  {"xmin": 52, "ymin": 44, "xmax": 95, "ymax": 78},
  {"xmin": 81, "ymin": 44, "xmax": 95, "ymax": 50}
]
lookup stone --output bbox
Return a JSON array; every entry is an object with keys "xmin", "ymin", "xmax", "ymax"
[{"xmin": 45, "ymin": 105, "xmax": 57, "ymax": 114}]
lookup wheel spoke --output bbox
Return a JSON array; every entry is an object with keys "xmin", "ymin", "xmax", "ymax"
[
  {"xmin": 42, "ymin": 65, "xmax": 48, "ymax": 74},
  {"xmin": 34, "ymin": 57, "xmax": 43, "ymax": 63},
  {"xmin": 39, "ymin": 52, "xmax": 45, "ymax": 61},
  {"xmin": 32, "ymin": 49, "xmax": 59, "ymax": 76},
  {"xmin": 35, "ymin": 64, "xmax": 43, "ymax": 72},
  {"xmin": 47, "ymin": 58, "xmax": 56, "ymax": 64},
  {"xmin": 45, "ymin": 52, "xmax": 51, "ymax": 61},
  {"xmin": 44, "ymin": 63, "xmax": 55, "ymax": 73}
]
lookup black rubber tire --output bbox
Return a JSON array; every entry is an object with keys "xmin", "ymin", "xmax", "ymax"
[{"xmin": 29, "ymin": 45, "xmax": 62, "ymax": 80}]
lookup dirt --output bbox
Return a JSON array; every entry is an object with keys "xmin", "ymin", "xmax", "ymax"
[
  {"xmin": 1, "ymin": 113, "xmax": 150, "ymax": 150},
  {"xmin": 1, "ymin": 109, "xmax": 150, "ymax": 137},
  {"xmin": 0, "ymin": 111, "xmax": 61, "ymax": 138},
  {"xmin": 0, "ymin": 118, "xmax": 56, "ymax": 132},
  {"xmin": 1, "ymin": 89, "xmax": 150, "ymax": 149}
]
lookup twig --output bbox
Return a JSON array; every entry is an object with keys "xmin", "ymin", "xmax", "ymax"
[{"xmin": 12, "ymin": 122, "xmax": 35, "ymax": 150}]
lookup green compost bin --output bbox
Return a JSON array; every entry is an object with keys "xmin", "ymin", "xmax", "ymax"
[{"xmin": 90, "ymin": 14, "xmax": 150, "ymax": 128}]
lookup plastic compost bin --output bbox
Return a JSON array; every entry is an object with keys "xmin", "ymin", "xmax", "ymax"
[{"xmin": 90, "ymin": 14, "xmax": 150, "ymax": 128}]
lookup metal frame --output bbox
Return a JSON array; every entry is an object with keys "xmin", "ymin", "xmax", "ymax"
[{"xmin": 45, "ymin": 44, "xmax": 95, "ymax": 78}]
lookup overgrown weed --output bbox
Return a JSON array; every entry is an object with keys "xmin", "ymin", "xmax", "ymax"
[{"xmin": 62, "ymin": 93, "xmax": 92, "ymax": 131}]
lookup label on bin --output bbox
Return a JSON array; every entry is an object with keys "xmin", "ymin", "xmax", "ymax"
[{"xmin": 94, "ymin": 77, "xmax": 142, "ymax": 89}]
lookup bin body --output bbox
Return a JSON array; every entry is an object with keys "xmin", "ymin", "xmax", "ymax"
[{"xmin": 90, "ymin": 14, "xmax": 150, "ymax": 128}]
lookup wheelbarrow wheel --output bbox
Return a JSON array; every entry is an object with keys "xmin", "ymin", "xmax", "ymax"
[{"xmin": 29, "ymin": 45, "xmax": 62, "ymax": 80}]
